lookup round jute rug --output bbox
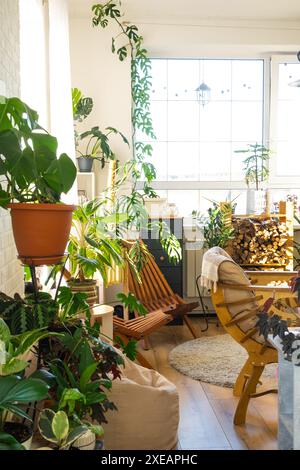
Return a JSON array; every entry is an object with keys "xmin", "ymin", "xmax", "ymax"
[{"xmin": 168, "ymin": 334, "xmax": 277, "ymax": 388}]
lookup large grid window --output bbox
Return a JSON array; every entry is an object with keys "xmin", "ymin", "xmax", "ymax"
[{"xmin": 139, "ymin": 59, "xmax": 264, "ymax": 185}]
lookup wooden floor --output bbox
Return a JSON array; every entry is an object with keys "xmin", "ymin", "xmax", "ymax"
[{"xmin": 137, "ymin": 316, "xmax": 278, "ymax": 450}]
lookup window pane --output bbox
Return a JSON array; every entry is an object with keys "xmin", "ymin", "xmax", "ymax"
[
  {"xmin": 232, "ymin": 60, "xmax": 264, "ymax": 101},
  {"xmin": 276, "ymin": 141, "xmax": 300, "ymax": 176},
  {"xmin": 232, "ymin": 102, "xmax": 263, "ymax": 142},
  {"xmin": 167, "ymin": 190, "xmax": 199, "ymax": 216},
  {"xmin": 168, "ymin": 101, "xmax": 199, "ymax": 141},
  {"xmin": 200, "ymin": 142, "xmax": 231, "ymax": 181},
  {"xmin": 148, "ymin": 142, "xmax": 168, "ymax": 180},
  {"xmin": 167, "ymin": 60, "xmax": 199, "ymax": 101},
  {"xmin": 168, "ymin": 142, "xmax": 199, "ymax": 180},
  {"xmin": 278, "ymin": 63, "xmax": 300, "ymax": 100},
  {"xmin": 200, "ymin": 102, "xmax": 231, "ymax": 142},
  {"xmin": 150, "ymin": 59, "xmax": 168, "ymax": 101},
  {"xmin": 202, "ymin": 60, "xmax": 232, "ymax": 102}
]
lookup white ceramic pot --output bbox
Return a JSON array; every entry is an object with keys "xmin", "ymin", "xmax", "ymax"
[{"xmin": 246, "ymin": 189, "xmax": 267, "ymax": 215}]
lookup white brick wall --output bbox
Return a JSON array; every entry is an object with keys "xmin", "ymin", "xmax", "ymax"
[{"xmin": 0, "ymin": 0, "xmax": 24, "ymax": 296}]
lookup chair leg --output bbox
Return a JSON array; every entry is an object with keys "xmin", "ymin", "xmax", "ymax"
[
  {"xmin": 135, "ymin": 350, "xmax": 154, "ymax": 370},
  {"xmin": 234, "ymin": 364, "xmax": 264, "ymax": 425},
  {"xmin": 183, "ymin": 314, "xmax": 198, "ymax": 339},
  {"xmin": 233, "ymin": 356, "xmax": 254, "ymax": 397},
  {"xmin": 142, "ymin": 336, "xmax": 151, "ymax": 351}
]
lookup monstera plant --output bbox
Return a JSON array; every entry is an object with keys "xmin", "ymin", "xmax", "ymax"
[{"xmin": 0, "ymin": 96, "xmax": 77, "ymax": 266}]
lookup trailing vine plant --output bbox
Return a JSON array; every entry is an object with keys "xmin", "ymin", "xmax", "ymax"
[
  {"xmin": 92, "ymin": 0, "xmax": 156, "ymax": 196},
  {"xmin": 91, "ymin": 1, "xmax": 182, "ymax": 264}
]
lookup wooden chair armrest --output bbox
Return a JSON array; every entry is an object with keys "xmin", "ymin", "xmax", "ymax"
[{"xmin": 218, "ymin": 282, "xmax": 291, "ymax": 293}]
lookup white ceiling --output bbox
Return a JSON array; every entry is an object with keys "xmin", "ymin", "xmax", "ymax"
[{"xmin": 68, "ymin": 0, "xmax": 300, "ymax": 22}]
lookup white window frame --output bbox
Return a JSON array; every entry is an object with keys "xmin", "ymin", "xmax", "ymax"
[{"xmin": 269, "ymin": 54, "xmax": 300, "ymax": 189}]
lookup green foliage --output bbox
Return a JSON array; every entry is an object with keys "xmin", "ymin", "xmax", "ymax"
[
  {"xmin": 92, "ymin": 0, "xmax": 157, "ymax": 195},
  {"xmin": 0, "ymin": 319, "xmax": 61, "ymax": 376},
  {"xmin": 45, "ymin": 326, "xmax": 123, "ymax": 426},
  {"xmin": 56, "ymin": 287, "xmax": 90, "ymax": 323},
  {"xmin": 0, "ymin": 291, "xmax": 58, "ymax": 334},
  {"xmin": 72, "ymin": 88, "xmax": 93, "ymax": 123},
  {"xmin": 0, "ymin": 432, "xmax": 25, "ymax": 450},
  {"xmin": 0, "ymin": 375, "xmax": 49, "ymax": 430},
  {"xmin": 67, "ymin": 199, "xmax": 124, "ymax": 283},
  {"xmin": 203, "ymin": 203, "xmax": 235, "ymax": 249},
  {"xmin": 114, "ymin": 336, "xmax": 138, "ymax": 361},
  {"xmin": 0, "ymin": 96, "xmax": 77, "ymax": 207},
  {"xmin": 151, "ymin": 220, "xmax": 182, "ymax": 265},
  {"xmin": 116, "ymin": 292, "xmax": 147, "ymax": 316},
  {"xmin": 38, "ymin": 409, "xmax": 87, "ymax": 450},
  {"xmin": 235, "ymin": 143, "xmax": 271, "ymax": 190},
  {"xmin": 77, "ymin": 126, "xmax": 129, "ymax": 167}
]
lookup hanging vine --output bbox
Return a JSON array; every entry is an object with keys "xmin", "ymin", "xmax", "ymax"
[
  {"xmin": 92, "ymin": 1, "xmax": 156, "ymax": 197},
  {"xmin": 91, "ymin": 1, "xmax": 182, "ymax": 263}
]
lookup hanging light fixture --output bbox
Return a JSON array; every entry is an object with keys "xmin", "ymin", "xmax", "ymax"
[
  {"xmin": 195, "ymin": 59, "xmax": 211, "ymax": 106},
  {"xmin": 288, "ymin": 51, "xmax": 300, "ymax": 87},
  {"xmin": 195, "ymin": 82, "xmax": 211, "ymax": 106}
]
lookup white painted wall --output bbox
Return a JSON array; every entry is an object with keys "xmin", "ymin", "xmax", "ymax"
[{"xmin": 0, "ymin": 0, "xmax": 24, "ymax": 296}]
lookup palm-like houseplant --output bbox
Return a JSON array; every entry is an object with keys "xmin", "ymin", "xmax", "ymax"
[
  {"xmin": 235, "ymin": 143, "xmax": 271, "ymax": 214},
  {"xmin": 0, "ymin": 96, "xmax": 77, "ymax": 266},
  {"xmin": 66, "ymin": 199, "xmax": 124, "ymax": 305}
]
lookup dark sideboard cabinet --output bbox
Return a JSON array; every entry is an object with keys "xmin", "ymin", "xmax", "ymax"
[{"xmin": 141, "ymin": 218, "xmax": 184, "ymax": 324}]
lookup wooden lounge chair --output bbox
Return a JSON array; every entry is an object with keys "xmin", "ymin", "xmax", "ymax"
[
  {"xmin": 208, "ymin": 248, "xmax": 299, "ymax": 425},
  {"xmin": 112, "ymin": 240, "xmax": 199, "ymax": 368},
  {"xmin": 113, "ymin": 309, "xmax": 173, "ymax": 369},
  {"xmin": 124, "ymin": 240, "xmax": 199, "ymax": 339}
]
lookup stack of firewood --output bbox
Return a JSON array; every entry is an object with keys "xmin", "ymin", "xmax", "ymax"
[{"xmin": 231, "ymin": 217, "xmax": 290, "ymax": 266}]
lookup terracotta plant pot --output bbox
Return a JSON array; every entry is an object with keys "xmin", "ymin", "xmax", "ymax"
[
  {"xmin": 8, "ymin": 203, "xmax": 75, "ymax": 266},
  {"xmin": 67, "ymin": 279, "xmax": 98, "ymax": 306}
]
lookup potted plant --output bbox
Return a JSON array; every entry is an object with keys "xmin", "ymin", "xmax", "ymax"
[
  {"xmin": 76, "ymin": 126, "xmax": 129, "ymax": 172},
  {"xmin": 38, "ymin": 409, "xmax": 88, "ymax": 450},
  {"xmin": 0, "ymin": 318, "xmax": 54, "ymax": 449},
  {"xmin": 0, "ymin": 287, "xmax": 90, "ymax": 335},
  {"xmin": 72, "ymin": 87, "xmax": 129, "ymax": 172},
  {"xmin": 235, "ymin": 143, "xmax": 271, "ymax": 214},
  {"xmin": 0, "ymin": 96, "xmax": 77, "ymax": 266},
  {"xmin": 201, "ymin": 202, "xmax": 235, "ymax": 249},
  {"xmin": 66, "ymin": 199, "xmax": 124, "ymax": 305}
]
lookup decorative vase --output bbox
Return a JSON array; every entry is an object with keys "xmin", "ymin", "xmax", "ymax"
[
  {"xmin": 67, "ymin": 279, "xmax": 98, "ymax": 306},
  {"xmin": 246, "ymin": 189, "xmax": 267, "ymax": 215},
  {"xmin": 8, "ymin": 203, "xmax": 75, "ymax": 266},
  {"xmin": 76, "ymin": 156, "xmax": 94, "ymax": 172}
]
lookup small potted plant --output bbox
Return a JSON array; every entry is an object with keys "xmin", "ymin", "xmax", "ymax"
[
  {"xmin": 66, "ymin": 199, "xmax": 123, "ymax": 305},
  {"xmin": 235, "ymin": 143, "xmax": 271, "ymax": 214},
  {"xmin": 0, "ymin": 96, "xmax": 77, "ymax": 266},
  {"xmin": 76, "ymin": 126, "xmax": 129, "ymax": 172},
  {"xmin": 72, "ymin": 87, "xmax": 129, "ymax": 173}
]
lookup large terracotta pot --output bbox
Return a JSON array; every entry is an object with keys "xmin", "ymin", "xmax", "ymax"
[{"xmin": 8, "ymin": 203, "xmax": 75, "ymax": 266}]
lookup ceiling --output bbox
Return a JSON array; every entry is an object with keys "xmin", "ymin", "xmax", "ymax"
[{"xmin": 68, "ymin": 0, "xmax": 300, "ymax": 22}]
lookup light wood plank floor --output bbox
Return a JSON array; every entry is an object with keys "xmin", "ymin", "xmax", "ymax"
[{"xmin": 137, "ymin": 317, "xmax": 278, "ymax": 450}]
